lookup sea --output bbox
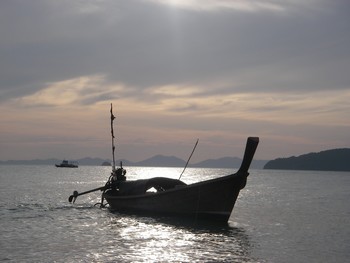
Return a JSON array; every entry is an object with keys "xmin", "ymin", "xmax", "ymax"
[{"xmin": 0, "ymin": 165, "xmax": 349, "ymax": 263}]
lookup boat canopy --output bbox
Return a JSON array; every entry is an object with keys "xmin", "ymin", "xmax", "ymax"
[{"xmin": 118, "ymin": 177, "xmax": 187, "ymax": 195}]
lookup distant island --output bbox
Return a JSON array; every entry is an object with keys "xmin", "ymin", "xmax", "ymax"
[
  {"xmin": 264, "ymin": 148, "xmax": 350, "ymax": 171},
  {"xmin": 3, "ymin": 148, "xmax": 349, "ymax": 171},
  {"xmin": 0, "ymin": 155, "xmax": 267, "ymax": 169}
]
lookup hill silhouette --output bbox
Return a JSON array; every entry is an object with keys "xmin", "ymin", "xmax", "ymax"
[
  {"xmin": 0, "ymin": 155, "xmax": 267, "ymax": 169},
  {"xmin": 264, "ymin": 148, "xmax": 350, "ymax": 171}
]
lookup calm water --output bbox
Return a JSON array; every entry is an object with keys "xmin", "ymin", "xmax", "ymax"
[{"xmin": 0, "ymin": 166, "xmax": 349, "ymax": 262}]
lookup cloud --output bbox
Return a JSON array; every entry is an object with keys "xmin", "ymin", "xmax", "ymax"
[
  {"xmin": 0, "ymin": 0, "xmax": 350, "ymax": 160},
  {"xmin": 16, "ymin": 72, "xmax": 348, "ymax": 128},
  {"xmin": 15, "ymin": 75, "xmax": 124, "ymax": 107},
  {"xmin": 1, "ymin": 0, "xmax": 349, "ymax": 104}
]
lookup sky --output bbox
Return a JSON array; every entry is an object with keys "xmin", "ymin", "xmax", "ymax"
[{"xmin": 1, "ymin": 0, "xmax": 349, "ymax": 163}]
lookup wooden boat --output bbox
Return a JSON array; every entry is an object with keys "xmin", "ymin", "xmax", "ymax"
[
  {"xmin": 56, "ymin": 160, "xmax": 78, "ymax": 168},
  {"xmin": 101, "ymin": 137, "xmax": 258, "ymax": 222},
  {"xmin": 68, "ymin": 104, "xmax": 259, "ymax": 223}
]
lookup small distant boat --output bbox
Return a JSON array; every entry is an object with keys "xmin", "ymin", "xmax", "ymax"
[{"xmin": 55, "ymin": 160, "xmax": 78, "ymax": 168}]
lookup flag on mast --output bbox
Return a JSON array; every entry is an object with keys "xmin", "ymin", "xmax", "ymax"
[{"xmin": 110, "ymin": 104, "xmax": 116, "ymax": 138}]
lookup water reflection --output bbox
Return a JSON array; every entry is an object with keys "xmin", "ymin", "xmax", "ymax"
[
  {"xmin": 3, "ymin": 196, "xmax": 255, "ymax": 262},
  {"xmin": 95, "ymin": 212, "xmax": 255, "ymax": 262}
]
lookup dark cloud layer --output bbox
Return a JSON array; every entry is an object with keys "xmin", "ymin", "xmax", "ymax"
[{"xmin": 1, "ymin": 0, "xmax": 349, "ymax": 103}]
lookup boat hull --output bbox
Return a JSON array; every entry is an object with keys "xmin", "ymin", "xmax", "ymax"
[
  {"xmin": 103, "ymin": 172, "xmax": 247, "ymax": 222},
  {"xmin": 55, "ymin": 164, "xmax": 78, "ymax": 168},
  {"xmin": 55, "ymin": 160, "xmax": 78, "ymax": 168}
]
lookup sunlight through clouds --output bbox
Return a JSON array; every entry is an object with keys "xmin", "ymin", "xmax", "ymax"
[
  {"xmin": 16, "ymin": 75, "xmax": 125, "ymax": 107},
  {"xmin": 140, "ymin": 86, "xmax": 350, "ymax": 128},
  {"xmin": 149, "ymin": 0, "xmax": 286, "ymax": 12},
  {"xmin": 148, "ymin": 84, "xmax": 202, "ymax": 97}
]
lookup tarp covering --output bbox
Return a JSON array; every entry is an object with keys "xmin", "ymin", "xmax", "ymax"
[{"xmin": 118, "ymin": 177, "xmax": 187, "ymax": 195}]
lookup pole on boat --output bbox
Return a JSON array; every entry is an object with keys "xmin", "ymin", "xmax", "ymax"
[
  {"xmin": 110, "ymin": 103, "xmax": 116, "ymax": 172},
  {"xmin": 68, "ymin": 186, "xmax": 107, "ymax": 203},
  {"xmin": 179, "ymin": 139, "xmax": 199, "ymax": 180}
]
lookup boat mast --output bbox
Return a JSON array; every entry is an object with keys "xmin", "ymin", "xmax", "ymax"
[{"xmin": 110, "ymin": 103, "xmax": 116, "ymax": 172}]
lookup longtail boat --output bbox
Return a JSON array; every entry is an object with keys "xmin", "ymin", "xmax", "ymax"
[{"xmin": 69, "ymin": 104, "xmax": 259, "ymax": 223}]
